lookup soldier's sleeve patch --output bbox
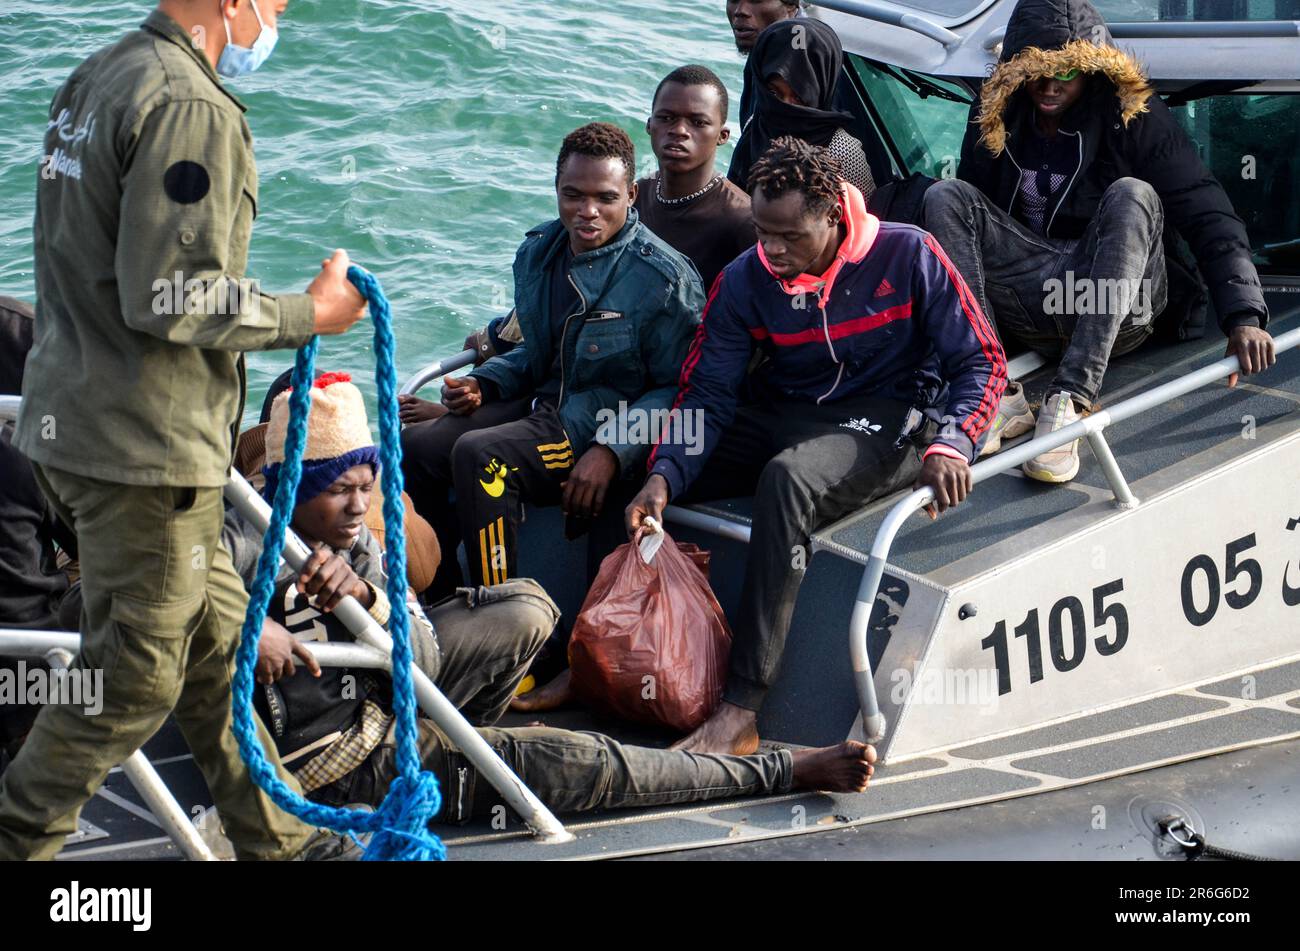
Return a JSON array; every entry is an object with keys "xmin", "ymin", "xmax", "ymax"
[{"xmin": 163, "ymin": 160, "xmax": 210, "ymax": 204}]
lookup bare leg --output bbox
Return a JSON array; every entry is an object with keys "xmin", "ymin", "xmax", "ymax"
[{"xmin": 670, "ymin": 701, "xmax": 761, "ymax": 756}]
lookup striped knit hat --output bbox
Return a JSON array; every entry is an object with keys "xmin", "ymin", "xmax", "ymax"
[{"xmin": 262, "ymin": 372, "xmax": 380, "ymax": 506}]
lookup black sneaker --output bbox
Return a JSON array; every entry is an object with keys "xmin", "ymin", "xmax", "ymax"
[{"xmin": 292, "ymin": 806, "xmax": 373, "ymax": 861}]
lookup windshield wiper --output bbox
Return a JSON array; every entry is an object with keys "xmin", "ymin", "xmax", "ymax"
[{"xmin": 876, "ymin": 63, "xmax": 973, "ymax": 105}]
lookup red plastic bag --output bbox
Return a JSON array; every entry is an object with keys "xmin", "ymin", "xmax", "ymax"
[{"xmin": 568, "ymin": 531, "xmax": 731, "ymax": 733}]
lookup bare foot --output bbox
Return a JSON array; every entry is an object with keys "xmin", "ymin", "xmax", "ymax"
[
  {"xmin": 790, "ymin": 741, "xmax": 876, "ymax": 793},
  {"xmin": 670, "ymin": 702, "xmax": 760, "ymax": 755},
  {"xmin": 510, "ymin": 669, "xmax": 573, "ymax": 712}
]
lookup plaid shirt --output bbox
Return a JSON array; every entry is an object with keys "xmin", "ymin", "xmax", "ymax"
[{"xmin": 293, "ymin": 698, "xmax": 393, "ymax": 794}]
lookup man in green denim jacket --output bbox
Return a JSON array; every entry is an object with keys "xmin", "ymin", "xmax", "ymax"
[
  {"xmin": 401, "ymin": 122, "xmax": 703, "ymax": 601},
  {"xmin": 0, "ymin": 1, "xmax": 367, "ymax": 861}
]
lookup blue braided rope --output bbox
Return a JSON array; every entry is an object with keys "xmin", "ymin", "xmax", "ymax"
[{"xmin": 230, "ymin": 265, "xmax": 445, "ymax": 861}]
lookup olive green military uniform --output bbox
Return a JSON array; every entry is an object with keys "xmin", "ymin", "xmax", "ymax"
[{"xmin": 0, "ymin": 10, "xmax": 317, "ymax": 860}]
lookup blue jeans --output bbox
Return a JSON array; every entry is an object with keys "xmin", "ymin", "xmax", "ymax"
[{"xmin": 923, "ymin": 177, "xmax": 1168, "ymax": 407}]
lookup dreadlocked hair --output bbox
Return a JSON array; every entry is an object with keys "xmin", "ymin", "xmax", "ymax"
[
  {"xmin": 746, "ymin": 136, "xmax": 843, "ymax": 214},
  {"xmin": 556, "ymin": 122, "xmax": 636, "ymax": 188}
]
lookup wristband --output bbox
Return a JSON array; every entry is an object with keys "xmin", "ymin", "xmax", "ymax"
[{"xmin": 923, "ymin": 443, "xmax": 967, "ymax": 463}]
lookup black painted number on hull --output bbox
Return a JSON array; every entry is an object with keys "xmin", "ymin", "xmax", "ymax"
[
  {"xmin": 981, "ymin": 580, "xmax": 1128, "ymax": 695},
  {"xmin": 1180, "ymin": 533, "xmax": 1262, "ymax": 627}
]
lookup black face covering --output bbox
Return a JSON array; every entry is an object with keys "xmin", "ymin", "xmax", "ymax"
[{"xmin": 728, "ymin": 18, "xmax": 855, "ymax": 190}]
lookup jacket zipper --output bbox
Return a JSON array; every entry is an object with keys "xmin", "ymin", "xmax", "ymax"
[
  {"xmin": 1004, "ymin": 144, "xmax": 1025, "ymax": 218},
  {"xmin": 552, "ymin": 270, "xmax": 587, "ymax": 446},
  {"xmin": 456, "ymin": 766, "xmax": 468, "ymax": 822},
  {"xmin": 1045, "ymin": 130, "xmax": 1084, "ymax": 236}
]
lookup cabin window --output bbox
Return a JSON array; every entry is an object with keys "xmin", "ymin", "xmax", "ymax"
[
  {"xmin": 1166, "ymin": 93, "xmax": 1300, "ymax": 272},
  {"xmin": 846, "ymin": 56, "xmax": 973, "ymax": 180}
]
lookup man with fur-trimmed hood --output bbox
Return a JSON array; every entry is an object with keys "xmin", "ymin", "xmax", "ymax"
[{"xmin": 923, "ymin": 0, "xmax": 1274, "ymax": 484}]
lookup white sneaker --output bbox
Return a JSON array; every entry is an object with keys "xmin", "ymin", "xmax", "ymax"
[
  {"xmin": 979, "ymin": 381, "xmax": 1036, "ymax": 457},
  {"xmin": 1023, "ymin": 391, "xmax": 1082, "ymax": 483}
]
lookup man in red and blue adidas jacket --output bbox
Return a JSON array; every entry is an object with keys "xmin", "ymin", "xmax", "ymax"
[{"xmin": 627, "ymin": 138, "xmax": 1006, "ymax": 755}]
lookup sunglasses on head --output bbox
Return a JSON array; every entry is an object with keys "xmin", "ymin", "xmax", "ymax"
[{"xmin": 1049, "ymin": 68, "xmax": 1082, "ymax": 82}]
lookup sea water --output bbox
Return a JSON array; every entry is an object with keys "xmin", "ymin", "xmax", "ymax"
[{"xmin": 0, "ymin": 0, "xmax": 741, "ymax": 424}]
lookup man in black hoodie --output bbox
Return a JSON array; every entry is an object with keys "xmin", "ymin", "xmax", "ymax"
[{"xmin": 923, "ymin": 0, "xmax": 1274, "ymax": 484}]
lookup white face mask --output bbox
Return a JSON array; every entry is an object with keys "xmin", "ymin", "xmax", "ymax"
[{"xmin": 216, "ymin": 1, "xmax": 278, "ymax": 79}]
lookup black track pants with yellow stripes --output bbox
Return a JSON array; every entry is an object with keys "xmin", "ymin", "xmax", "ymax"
[{"xmin": 448, "ymin": 406, "xmax": 575, "ymax": 587}]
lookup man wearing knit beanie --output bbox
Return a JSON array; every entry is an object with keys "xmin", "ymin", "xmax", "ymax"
[
  {"xmin": 261, "ymin": 372, "xmax": 381, "ymax": 511},
  {"xmin": 234, "ymin": 370, "xmax": 440, "ymax": 592},
  {"xmin": 224, "ymin": 372, "xmax": 555, "ymax": 798},
  {"xmin": 215, "ymin": 373, "xmax": 881, "ymax": 820}
]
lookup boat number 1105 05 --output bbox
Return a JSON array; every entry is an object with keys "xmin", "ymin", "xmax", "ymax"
[{"xmin": 979, "ymin": 530, "xmax": 1298, "ymax": 696}]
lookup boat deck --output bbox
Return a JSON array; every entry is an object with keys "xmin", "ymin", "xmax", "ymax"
[
  {"xmin": 53, "ymin": 300, "xmax": 1300, "ymax": 860},
  {"xmin": 425, "ymin": 645, "xmax": 1299, "ymax": 859},
  {"xmin": 59, "ymin": 654, "xmax": 1300, "ymax": 860}
]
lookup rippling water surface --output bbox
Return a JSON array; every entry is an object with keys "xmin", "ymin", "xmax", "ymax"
[{"xmin": 0, "ymin": 1, "xmax": 741, "ymax": 421}]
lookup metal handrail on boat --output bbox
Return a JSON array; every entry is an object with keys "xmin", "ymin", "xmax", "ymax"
[
  {"xmin": 399, "ymin": 348, "xmax": 476, "ymax": 396},
  {"xmin": 849, "ymin": 325, "xmax": 1300, "ymax": 742},
  {"xmin": 0, "ymin": 628, "xmax": 400, "ymax": 861},
  {"xmin": 812, "ymin": 0, "xmax": 963, "ymax": 48},
  {"xmin": 1108, "ymin": 20, "xmax": 1300, "ymax": 39},
  {"xmin": 0, "ymin": 632, "xmax": 220, "ymax": 861},
  {"xmin": 0, "ymin": 615, "xmax": 572, "ymax": 854}
]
